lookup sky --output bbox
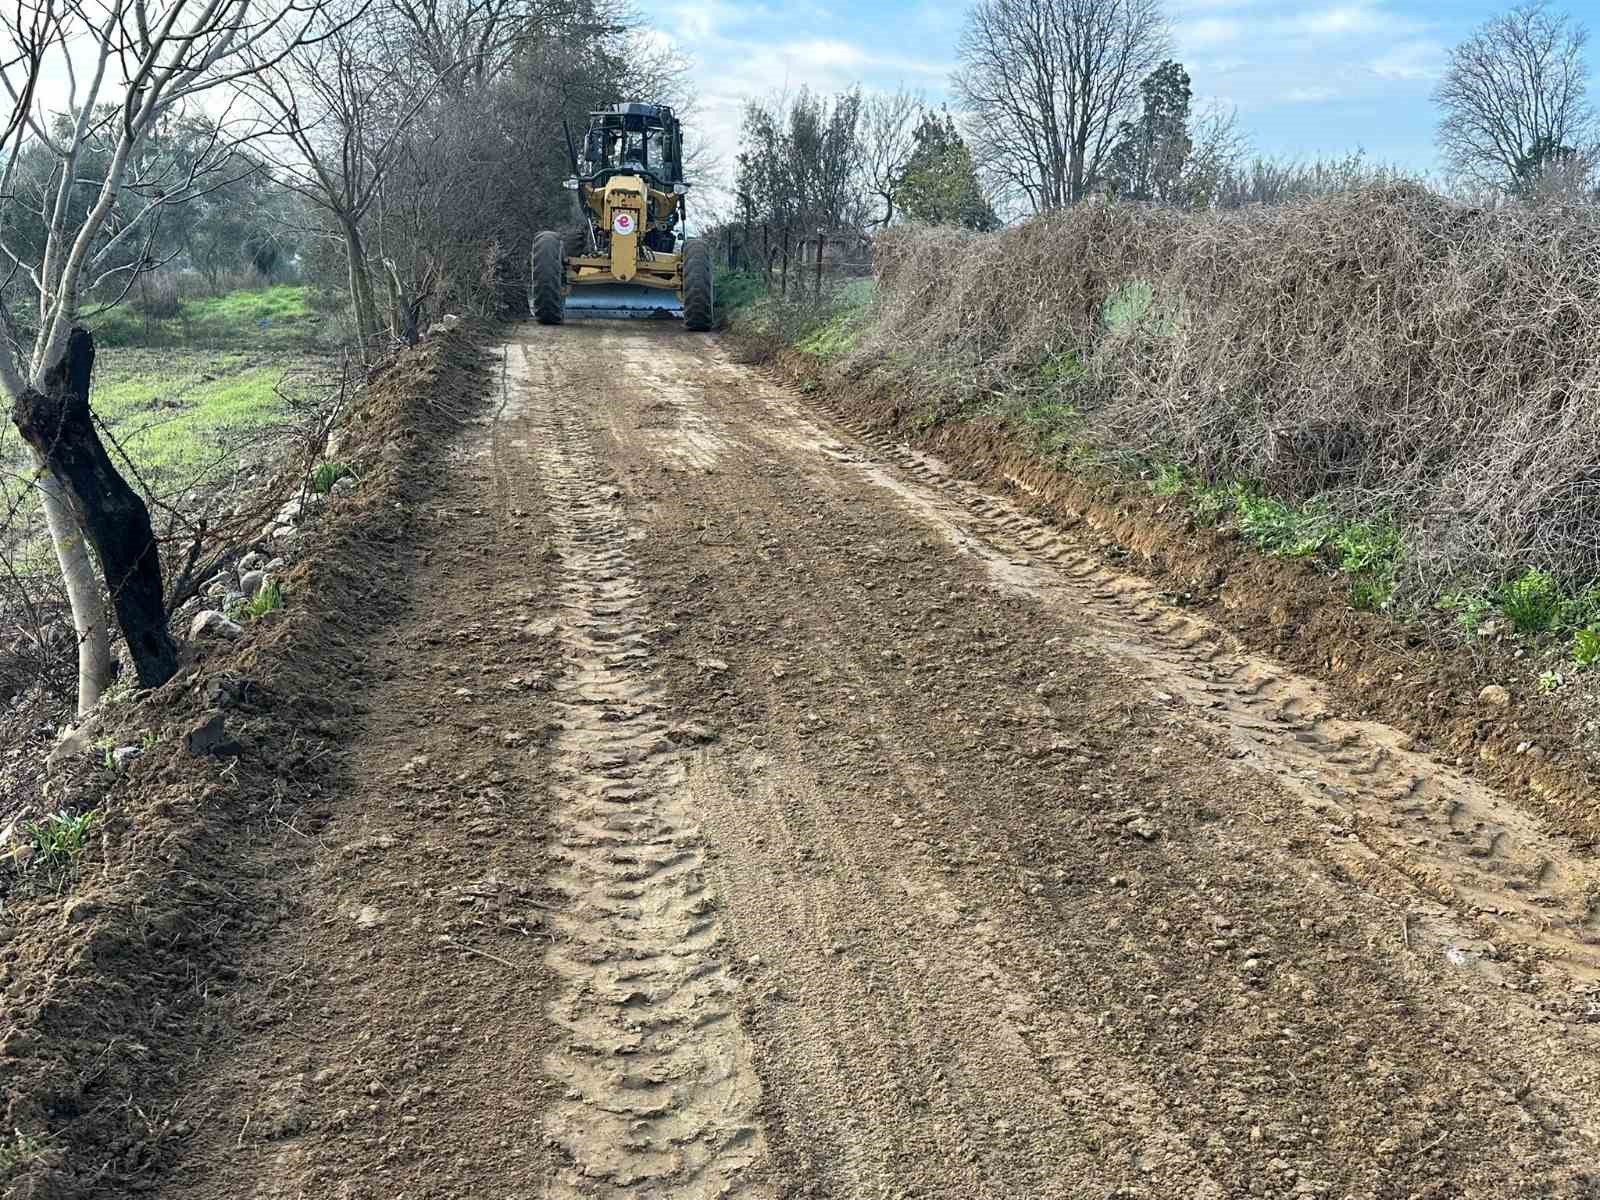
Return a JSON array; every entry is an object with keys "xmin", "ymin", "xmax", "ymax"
[{"xmin": 661, "ymin": 0, "xmax": 1582, "ymax": 212}]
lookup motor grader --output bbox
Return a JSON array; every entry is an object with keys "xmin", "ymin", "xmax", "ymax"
[{"xmin": 529, "ymin": 102, "xmax": 713, "ymax": 330}]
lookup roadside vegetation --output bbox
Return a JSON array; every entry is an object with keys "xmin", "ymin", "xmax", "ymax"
[{"xmin": 740, "ymin": 191, "xmax": 1600, "ymax": 686}]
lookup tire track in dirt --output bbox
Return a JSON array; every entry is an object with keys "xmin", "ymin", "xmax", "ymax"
[
  {"xmin": 581, "ymin": 328, "xmax": 1600, "ymax": 1195},
  {"xmin": 775, "ymin": 393, "xmax": 1600, "ymax": 987},
  {"xmin": 506, "ymin": 342, "xmax": 772, "ymax": 1198}
]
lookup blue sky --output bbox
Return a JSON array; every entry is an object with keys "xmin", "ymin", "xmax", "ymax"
[{"xmin": 662, "ymin": 0, "xmax": 1589, "ymax": 210}]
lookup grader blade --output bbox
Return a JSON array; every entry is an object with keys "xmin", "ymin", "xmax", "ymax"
[{"xmin": 563, "ymin": 284, "xmax": 684, "ymax": 320}]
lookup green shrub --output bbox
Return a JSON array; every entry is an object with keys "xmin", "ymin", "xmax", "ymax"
[
  {"xmin": 713, "ymin": 268, "xmax": 765, "ymax": 321},
  {"xmin": 1101, "ymin": 280, "xmax": 1154, "ymax": 331}
]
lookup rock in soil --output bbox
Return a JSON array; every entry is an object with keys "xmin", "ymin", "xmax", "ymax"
[{"xmin": 190, "ymin": 610, "xmax": 244, "ymax": 642}]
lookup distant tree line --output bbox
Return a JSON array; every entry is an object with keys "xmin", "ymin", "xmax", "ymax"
[{"xmin": 732, "ymin": 0, "xmax": 1599, "ymax": 247}]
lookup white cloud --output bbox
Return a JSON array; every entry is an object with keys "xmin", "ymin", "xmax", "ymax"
[
  {"xmin": 1368, "ymin": 42, "xmax": 1442, "ymax": 82},
  {"xmin": 1177, "ymin": 17, "xmax": 1247, "ymax": 51},
  {"xmin": 667, "ymin": 19, "xmax": 950, "ymax": 215},
  {"xmin": 1281, "ymin": 3, "xmax": 1424, "ymax": 38}
]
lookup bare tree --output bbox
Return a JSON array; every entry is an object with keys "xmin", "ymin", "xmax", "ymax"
[
  {"xmin": 244, "ymin": 16, "xmax": 445, "ymax": 351},
  {"xmin": 1174, "ymin": 101, "xmax": 1246, "ymax": 208},
  {"xmin": 859, "ymin": 89, "xmax": 921, "ymax": 228},
  {"xmin": 954, "ymin": 0, "xmax": 1168, "ymax": 211},
  {"xmin": 0, "ymin": 0, "xmax": 342, "ymax": 714},
  {"xmin": 1434, "ymin": 1, "xmax": 1598, "ymax": 193}
]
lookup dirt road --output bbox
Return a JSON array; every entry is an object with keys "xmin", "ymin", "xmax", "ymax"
[{"xmin": 161, "ymin": 324, "xmax": 1600, "ymax": 1199}]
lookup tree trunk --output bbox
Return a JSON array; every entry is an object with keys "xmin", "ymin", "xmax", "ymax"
[
  {"xmin": 383, "ymin": 258, "xmax": 420, "ymax": 346},
  {"xmin": 12, "ymin": 327, "xmax": 178, "ymax": 695},
  {"xmin": 36, "ymin": 478, "xmax": 112, "ymax": 714},
  {"xmin": 340, "ymin": 217, "xmax": 381, "ymax": 349}
]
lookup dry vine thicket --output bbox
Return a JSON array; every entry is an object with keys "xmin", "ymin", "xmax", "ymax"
[{"xmin": 863, "ymin": 187, "xmax": 1600, "ymax": 596}]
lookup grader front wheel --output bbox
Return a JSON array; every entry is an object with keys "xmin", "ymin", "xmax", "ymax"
[
  {"xmin": 530, "ymin": 230, "xmax": 566, "ymax": 326},
  {"xmin": 682, "ymin": 238, "xmax": 714, "ymax": 332}
]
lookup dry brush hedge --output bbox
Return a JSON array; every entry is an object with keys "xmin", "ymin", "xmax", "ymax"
[{"xmin": 864, "ymin": 187, "xmax": 1600, "ymax": 598}]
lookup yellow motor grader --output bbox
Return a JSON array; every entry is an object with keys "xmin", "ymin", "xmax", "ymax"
[{"xmin": 530, "ymin": 102, "xmax": 713, "ymax": 330}]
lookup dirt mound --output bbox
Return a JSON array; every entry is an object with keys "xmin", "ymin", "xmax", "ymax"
[{"xmin": 0, "ymin": 332, "xmax": 489, "ymax": 1199}]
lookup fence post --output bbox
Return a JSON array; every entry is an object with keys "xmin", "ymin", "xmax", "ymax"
[{"xmin": 815, "ymin": 234, "xmax": 825, "ymax": 298}]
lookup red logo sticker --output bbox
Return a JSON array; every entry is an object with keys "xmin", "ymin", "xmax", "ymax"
[{"xmin": 613, "ymin": 212, "xmax": 635, "ymax": 235}]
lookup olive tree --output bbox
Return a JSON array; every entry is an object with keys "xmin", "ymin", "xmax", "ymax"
[{"xmin": 0, "ymin": 0, "xmax": 345, "ymax": 714}]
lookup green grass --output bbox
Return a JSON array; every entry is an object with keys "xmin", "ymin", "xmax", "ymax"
[
  {"xmin": 0, "ymin": 1130, "xmax": 45, "ymax": 1172},
  {"xmin": 240, "ymin": 579, "xmax": 285, "ymax": 621},
  {"xmin": 90, "ymin": 352, "xmax": 303, "ymax": 493},
  {"xmin": 713, "ymin": 269, "xmax": 766, "ymax": 323},
  {"xmin": 1, "ymin": 312, "xmax": 329, "ymax": 581},
  {"xmin": 310, "ymin": 461, "xmax": 352, "ymax": 495},
  {"xmin": 86, "ymin": 285, "xmax": 329, "ymax": 350},
  {"xmin": 26, "ymin": 810, "xmax": 97, "ymax": 869},
  {"xmin": 795, "ymin": 311, "xmax": 859, "ymax": 357},
  {"xmin": 1017, "ymin": 396, "xmax": 1082, "ymax": 456}
]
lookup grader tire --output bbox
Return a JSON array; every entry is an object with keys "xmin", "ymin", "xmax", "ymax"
[
  {"xmin": 530, "ymin": 230, "xmax": 566, "ymax": 325},
  {"xmin": 682, "ymin": 238, "xmax": 714, "ymax": 332}
]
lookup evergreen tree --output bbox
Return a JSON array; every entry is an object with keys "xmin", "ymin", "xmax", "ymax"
[
  {"xmin": 1103, "ymin": 60, "xmax": 1193, "ymax": 202},
  {"xmin": 897, "ymin": 111, "xmax": 999, "ymax": 230}
]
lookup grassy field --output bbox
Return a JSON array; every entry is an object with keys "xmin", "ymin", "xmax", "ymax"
[
  {"xmin": 2, "ymin": 285, "xmax": 338, "ymax": 574},
  {"xmin": 90, "ymin": 349, "xmax": 325, "ymax": 499},
  {"xmin": 85, "ymin": 284, "xmax": 334, "ymax": 350}
]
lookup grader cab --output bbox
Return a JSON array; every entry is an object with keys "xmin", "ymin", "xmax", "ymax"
[{"xmin": 529, "ymin": 102, "xmax": 713, "ymax": 330}]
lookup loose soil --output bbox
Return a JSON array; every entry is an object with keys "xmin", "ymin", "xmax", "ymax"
[{"xmin": 7, "ymin": 324, "xmax": 1600, "ymax": 1199}]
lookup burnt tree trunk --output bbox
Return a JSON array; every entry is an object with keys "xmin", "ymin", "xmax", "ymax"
[{"xmin": 12, "ymin": 326, "xmax": 179, "ymax": 691}]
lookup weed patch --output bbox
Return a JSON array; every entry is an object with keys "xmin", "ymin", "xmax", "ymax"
[
  {"xmin": 240, "ymin": 580, "xmax": 286, "ymax": 621},
  {"xmin": 26, "ymin": 810, "xmax": 97, "ymax": 870},
  {"xmin": 310, "ymin": 462, "xmax": 352, "ymax": 495},
  {"xmin": 1573, "ymin": 628, "xmax": 1600, "ymax": 668},
  {"xmin": 0, "ymin": 1131, "xmax": 45, "ymax": 1172},
  {"xmin": 1498, "ymin": 570, "xmax": 1563, "ymax": 635}
]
